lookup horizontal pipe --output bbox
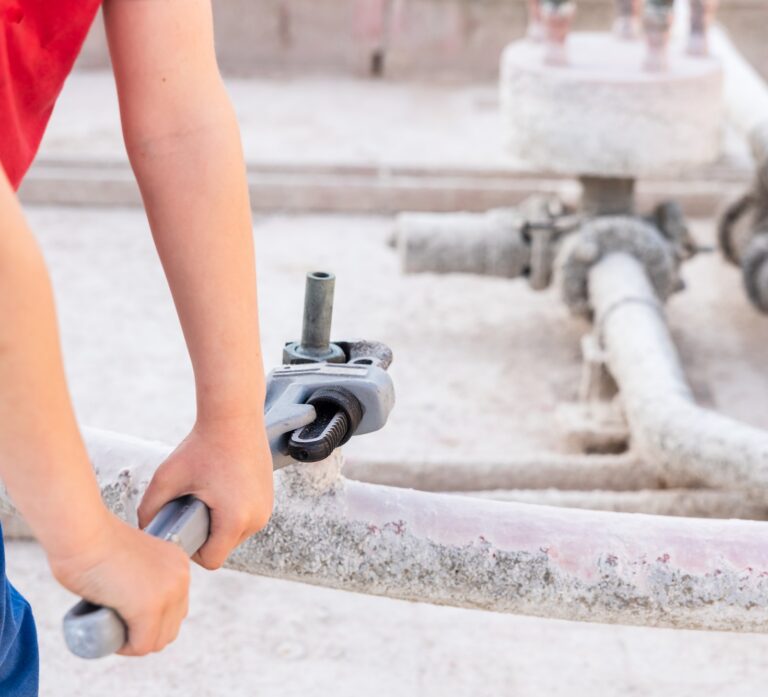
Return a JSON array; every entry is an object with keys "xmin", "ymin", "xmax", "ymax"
[
  {"xmin": 396, "ymin": 210, "xmax": 530, "ymax": 277},
  {"xmin": 458, "ymin": 487, "xmax": 768, "ymax": 519},
  {"xmin": 6, "ymin": 427, "xmax": 762, "ymax": 633},
  {"xmin": 589, "ymin": 253, "xmax": 768, "ymax": 490},
  {"xmin": 342, "ymin": 452, "xmax": 695, "ymax": 491},
  {"xmin": 237, "ymin": 470, "xmax": 768, "ymax": 633}
]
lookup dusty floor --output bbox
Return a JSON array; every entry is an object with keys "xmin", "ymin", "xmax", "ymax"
[{"xmin": 7, "ymin": 207, "xmax": 768, "ymax": 696}]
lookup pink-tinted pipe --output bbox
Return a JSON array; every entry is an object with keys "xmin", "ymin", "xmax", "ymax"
[{"xmin": 67, "ymin": 428, "xmax": 768, "ymax": 633}]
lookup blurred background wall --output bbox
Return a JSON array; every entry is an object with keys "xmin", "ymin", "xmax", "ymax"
[{"xmin": 76, "ymin": 0, "xmax": 768, "ymax": 81}]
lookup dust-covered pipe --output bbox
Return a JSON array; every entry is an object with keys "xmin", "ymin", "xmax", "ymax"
[
  {"xmin": 589, "ymin": 253, "xmax": 768, "ymax": 490},
  {"xmin": 19, "ymin": 427, "xmax": 768, "ymax": 633},
  {"xmin": 396, "ymin": 210, "xmax": 530, "ymax": 277},
  {"xmin": 343, "ymin": 452, "xmax": 685, "ymax": 491}
]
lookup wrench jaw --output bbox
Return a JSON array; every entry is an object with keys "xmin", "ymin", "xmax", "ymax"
[
  {"xmin": 287, "ymin": 386, "xmax": 365, "ymax": 463},
  {"xmin": 265, "ymin": 400, "xmax": 318, "ymax": 469},
  {"xmin": 276, "ymin": 271, "xmax": 395, "ymax": 465},
  {"xmin": 265, "ymin": 362, "xmax": 395, "ymax": 468}
]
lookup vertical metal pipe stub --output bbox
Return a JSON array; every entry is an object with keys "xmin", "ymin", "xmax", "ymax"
[
  {"xmin": 283, "ymin": 272, "xmax": 347, "ymax": 364},
  {"xmin": 580, "ymin": 176, "xmax": 636, "ymax": 217},
  {"xmin": 302, "ymin": 272, "xmax": 335, "ymax": 350}
]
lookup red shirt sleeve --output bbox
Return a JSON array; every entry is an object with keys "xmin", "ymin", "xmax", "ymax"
[{"xmin": 0, "ymin": 0, "xmax": 102, "ymax": 190}]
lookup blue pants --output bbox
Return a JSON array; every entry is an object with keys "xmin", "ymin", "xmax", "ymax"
[{"xmin": 0, "ymin": 526, "xmax": 39, "ymax": 696}]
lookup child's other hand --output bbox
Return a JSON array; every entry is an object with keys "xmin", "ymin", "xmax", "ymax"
[
  {"xmin": 49, "ymin": 514, "xmax": 191, "ymax": 656},
  {"xmin": 137, "ymin": 418, "xmax": 274, "ymax": 570}
]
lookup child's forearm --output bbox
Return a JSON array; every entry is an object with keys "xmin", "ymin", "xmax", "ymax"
[
  {"xmin": 104, "ymin": 0, "xmax": 273, "ymax": 568},
  {"xmin": 125, "ymin": 100, "xmax": 265, "ymax": 425},
  {"xmin": 0, "ymin": 176, "xmax": 107, "ymax": 559},
  {"xmin": 106, "ymin": 1, "xmax": 265, "ymax": 427},
  {"xmin": 0, "ymin": 173, "xmax": 194, "ymax": 657}
]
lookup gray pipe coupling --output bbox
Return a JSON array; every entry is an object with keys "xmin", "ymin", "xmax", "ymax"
[{"xmin": 555, "ymin": 216, "xmax": 680, "ymax": 317}]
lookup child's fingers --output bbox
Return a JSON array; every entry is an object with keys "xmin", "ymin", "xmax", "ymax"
[
  {"xmin": 156, "ymin": 592, "xmax": 189, "ymax": 652},
  {"xmin": 117, "ymin": 613, "xmax": 162, "ymax": 657},
  {"xmin": 193, "ymin": 503, "xmax": 271, "ymax": 569},
  {"xmin": 192, "ymin": 509, "xmax": 244, "ymax": 570},
  {"xmin": 137, "ymin": 466, "xmax": 184, "ymax": 529}
]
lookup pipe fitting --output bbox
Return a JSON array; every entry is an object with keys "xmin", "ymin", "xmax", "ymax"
[
  {"xmin": 556, "ymin": 216, "xmax": 680, "ymax": 316},
  {"xmin": 742, "ymin": 235, "xmax": 768, "ymax": 313},
  {"xmin": 719, "ymin": 126, "xmax": 768, "ymax": 270},
  {"xmin": 718, "ymin": 144, "xmax": 768, "ymax": 314},
  {"xmin": 718, "ymin": 192, "xmax": 756, "ymax": 265}
]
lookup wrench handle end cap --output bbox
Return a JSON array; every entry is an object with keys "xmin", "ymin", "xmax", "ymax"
[{"xmin": 62, "ymin": 602, "xmax": 127, "ymax": 659}]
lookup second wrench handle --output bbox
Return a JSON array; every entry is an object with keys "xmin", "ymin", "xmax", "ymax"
[{"xmin": 62, "ymin": 495, "xmax": 210, "ymax": 659}]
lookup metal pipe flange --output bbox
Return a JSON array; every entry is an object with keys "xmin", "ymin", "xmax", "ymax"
[{"xmin": 555, "ymin": 216, "xmax": 680, "ymax": 316}]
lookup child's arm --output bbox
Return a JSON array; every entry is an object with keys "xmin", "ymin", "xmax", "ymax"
[
  {"xmin": 0, "ymin": 172, "xmax": 190, "ymax": 656},
  {"xmin": 103, "ymin": 0, "xmax": 274, "ymax": 569}
]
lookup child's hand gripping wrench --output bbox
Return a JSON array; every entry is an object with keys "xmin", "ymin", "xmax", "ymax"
[
  {"xmin": 62, "ymin": 495, "xmax": 210, "ymax": 660},
  {"xmin": 62, "ymin": 359, "xmax": 394, "ymax": 659}
]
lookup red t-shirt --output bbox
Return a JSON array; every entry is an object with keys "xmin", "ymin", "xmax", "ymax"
[{"xmin": 1, "ymin": 0, "xmax": 102, "ymax": 189}]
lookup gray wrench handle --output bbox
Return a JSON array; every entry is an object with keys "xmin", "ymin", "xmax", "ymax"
[{"xmin": 62, "ymin": 495, "xmax": 210, "ymax": 659}]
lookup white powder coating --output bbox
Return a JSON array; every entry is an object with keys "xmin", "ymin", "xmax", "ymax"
[
  {"xmin": 500, "ymin": 33, "xmax": 724, "ymax": 177},
  {"xmin": 589, "ymin": 253, "xmax": 768, "ymax": 491}
]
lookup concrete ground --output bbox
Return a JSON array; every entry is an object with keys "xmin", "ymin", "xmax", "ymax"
[{"xmin": 7, "ymin": 206, "xmax": 768, "ymax": 696}]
